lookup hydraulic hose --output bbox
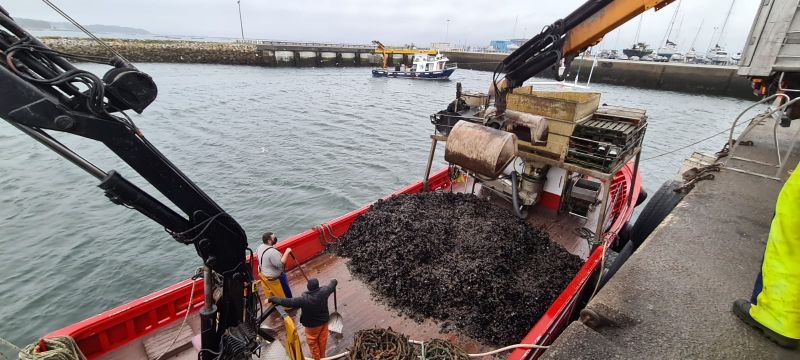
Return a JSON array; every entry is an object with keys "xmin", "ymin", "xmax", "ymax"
[{"xmin": 510, "ymin": 171, "xmax": 525, "ymax": 219}]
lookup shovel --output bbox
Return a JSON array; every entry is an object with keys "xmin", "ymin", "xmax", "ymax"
[
  {"xmin": 289, "ymin": 252, "xmax": 309, "ymax": 282},
  {"xmin": 290, "ymin": 253, "xmax": 343, "ymax": 333},
  {"xmin": 328, "ymin": 288, "xmax": 344, "ymax": 334}
]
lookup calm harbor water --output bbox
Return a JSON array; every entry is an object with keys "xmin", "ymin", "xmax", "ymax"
[{"xmin": 0, "ymin": 65, "xmax": 752, "ymax": 346}]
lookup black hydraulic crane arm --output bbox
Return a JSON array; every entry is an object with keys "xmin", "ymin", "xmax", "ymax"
[
  {"xmin": 0, "ymin": 6, "xmax": 254, "ymax": 357},
  {"xmin": 500, "ymin": 0, "xmax": 614, "ymax": 89}
]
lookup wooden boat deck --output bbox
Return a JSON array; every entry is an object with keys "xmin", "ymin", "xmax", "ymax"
[
  {"xmin": 261, "ymin": 252, "xmax": 493, "ymax": 358},
  {"xmin": 100, "ymin": 176, "xmax": 601, "ymax": 360}
]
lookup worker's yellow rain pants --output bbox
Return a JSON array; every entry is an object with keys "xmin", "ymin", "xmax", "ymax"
[
  {"xmin": 750, "ymin": 166, "xmax": 800, "ymax": 339},
  {"xmin": 284, "ymin": 316, "xmax": 305, "ymax": 360},
  {"xmin": 259, "ymin": 273, "xmax": 286, "ymax": 299}
]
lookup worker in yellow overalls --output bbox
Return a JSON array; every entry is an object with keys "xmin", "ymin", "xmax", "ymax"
[
  {"xmin": 733, "ymin": 165, "xmax": 800, "ymax": 349},
  {"xmin": 257, "ymin": 232, "xmax": 294, "ymax": 300}
]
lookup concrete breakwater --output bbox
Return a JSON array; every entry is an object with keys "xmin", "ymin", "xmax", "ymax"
[
  {"xmin": 39, "ymin": 37, "xmax": 384, "ymax": 67},
  {"xmin": 446, "ymin": 51, "xmax": 754, "ymax": 99},
  {"xmin": 38, "ymin": 38, "xmax": 754, "ymax": 98}
]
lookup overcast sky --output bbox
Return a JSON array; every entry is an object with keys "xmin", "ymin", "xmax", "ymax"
[{"xmin": 4, "ymin": 0, "xmax": 761, "ymax": 52}]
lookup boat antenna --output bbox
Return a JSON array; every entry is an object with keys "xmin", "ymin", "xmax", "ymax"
[
  {"xmin": 39, "ymin": 0, "xmax": 129, "ymax": 64},
  {"xmin": 237, "ymin": 0, "xmax": 245, "ymax": 40}
]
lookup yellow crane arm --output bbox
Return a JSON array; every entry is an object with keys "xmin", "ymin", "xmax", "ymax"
[
  {"xmin": 371, "ymin": 40, "xmax": 437, "ymax": 69},
  {"xmin": 494, "ymin": 0, "xmax": 676, "ymax": 114},
  {"xmin": 561, "ymin": 0, "xmax": 676, "ymax": 57}
]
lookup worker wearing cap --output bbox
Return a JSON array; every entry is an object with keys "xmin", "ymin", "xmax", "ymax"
[
  {"xmin": 270, "ymin": 278, "xmax": 338, "ymax": 360},
  {"xmin": 733, "ymin": 166, "xmax": 800, "ymax": 349},
  {"xmin": 257, "ymin": 232, "xmax": 293, "ymax": 299}
]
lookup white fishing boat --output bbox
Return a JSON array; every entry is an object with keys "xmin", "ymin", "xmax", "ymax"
[
  {"xmin": 372, "ymin": 53, "xmax": 456, "ymax": 79},
  {"xmin": 371, "ymin": 40, "xmax": 457, "ymax": 79}
]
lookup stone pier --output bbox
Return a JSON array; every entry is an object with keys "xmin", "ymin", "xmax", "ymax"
[{"xmin": 39, "ymin": 38, "xmax": 382, "ymax": 68}]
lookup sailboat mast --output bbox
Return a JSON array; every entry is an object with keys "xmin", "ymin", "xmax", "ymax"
[
  {"xmin": 707, "ymin": 26, "xmax": 718, "ymax": 52},
  {"xmin": 717, "ymin": 0, "xmax": 736, "ymax": 46},
  {"xmin": 690, "ymin": 18, "xmax": 704, "ymax": 50},
  {"xmin": 634, "ymin": 13, "xmax": 644, "ymax": 45},
  {"xmin": 660, "ymin": 0, "xmax": 681, "ymax": 46}
]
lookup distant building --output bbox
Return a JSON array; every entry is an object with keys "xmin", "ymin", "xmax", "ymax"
[
  {"xmin": 431, "ymin": 42, "xmax": 451, "ymax": 51},
  {"xmin": 490, "ymin": 40, "xmax": 510, "ymax": 53}
]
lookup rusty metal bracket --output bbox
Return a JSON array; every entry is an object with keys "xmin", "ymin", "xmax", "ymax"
[
  {"xmin": 681, "ymin": 163, "xmax": 721, "ymax": 182},
  {"xmin": 675, "ymin": 173, "xmax": 716, "ymax": 194}
]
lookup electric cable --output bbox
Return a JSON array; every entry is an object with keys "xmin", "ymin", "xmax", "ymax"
[
  {"xmin": 39, "ymin": 0, "xmax": 129, "ymax": 63},
  {"xmin": 641, "ymin": 115, "xmax": 756, "ymax": 162}
]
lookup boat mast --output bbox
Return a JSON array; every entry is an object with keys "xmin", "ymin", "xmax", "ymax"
[
  {"xmin": 659, "ymin": 0, "xmax": 681, "ymax": 47},
  {"xmin": 716, "ymin": 0, "xmax": 736, "ymax": 47},
  {"xmin": 689, "ymin": 19, "xmax": 704, "ymax": 51},
  {"xmin": 675, "ymin": 15, "xmax": 685, "ymax": 47},
  {"xmin": 707, "ymin": 26, "xmax": 718, "ymax": 52},
  {"xmin": 633, "ymin": 13, "xmax": 644, "ymax": 46}
]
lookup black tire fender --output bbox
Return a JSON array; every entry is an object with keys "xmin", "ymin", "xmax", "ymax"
[
  {"xmin": 601, "ymin": 181, "xmax": 685, "ymax": 287},
  {"xmin": 635, "ymin": 188, "xmax": 648, "ymax": 207},
  {"xmin": 629, "ymin": 180, "xmax": 686, "ymax": 249},
  {"xmin": 611, "ymin": 221, "xmax": 633, "ymax": 252}
]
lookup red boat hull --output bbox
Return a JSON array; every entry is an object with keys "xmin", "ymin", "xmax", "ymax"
[{"xmin": 46, "ymin": 165, "xmax": 640, "ymax": 359}]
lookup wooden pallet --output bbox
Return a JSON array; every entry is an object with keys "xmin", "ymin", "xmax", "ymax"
[{"xmin": 593, "ymin": 105, "xmax": 647, "ymax": 125}]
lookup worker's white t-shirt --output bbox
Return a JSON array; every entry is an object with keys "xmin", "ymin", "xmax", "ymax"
[{"xmin": 256, "ymin": 244, "xmax": 284, "ymax": 278}]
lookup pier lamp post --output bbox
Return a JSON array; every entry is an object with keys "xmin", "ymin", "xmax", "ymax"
[
  {"xmin": 445, "ymin": 19, "xmax": 450, "ymax": 43},
  {"xmin": 237, "ymin": 0, "xmax": 245, "ymax": 40}
]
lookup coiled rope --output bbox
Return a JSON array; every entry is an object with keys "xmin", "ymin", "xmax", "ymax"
[
  {"xmin": 348, "ymin": 328, "xmax": 413, "ymax": 360},
  {"xmin": 299, "ymin": 328, "xmax": 549, "ymax": 360},
  {"xmin": 315, "ymin": 223, "xmax": 339, "ymax": 246},
  {"xmin": 17, "ymin": 337, "xmax": 86, "ymax": 360}
]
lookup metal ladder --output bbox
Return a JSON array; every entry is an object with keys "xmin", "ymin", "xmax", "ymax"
[{"xmin": 724, "ymin": 93, "xmax": 800, "ymax": 180}]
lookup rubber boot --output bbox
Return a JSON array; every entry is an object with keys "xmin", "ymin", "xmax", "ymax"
[{"xmin": 732, "ymin": 299, "xmax": 800, "ymax": 350}]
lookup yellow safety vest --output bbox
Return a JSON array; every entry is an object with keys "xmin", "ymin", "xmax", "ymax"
[{"xmin": 750, "ymin": 165, "xmax": 800, "ymax": 339}]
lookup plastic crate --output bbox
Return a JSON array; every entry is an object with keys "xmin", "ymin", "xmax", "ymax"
[{"xmin": 567, "ymin": 121, "xmax": 647, "ymax": 172}]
